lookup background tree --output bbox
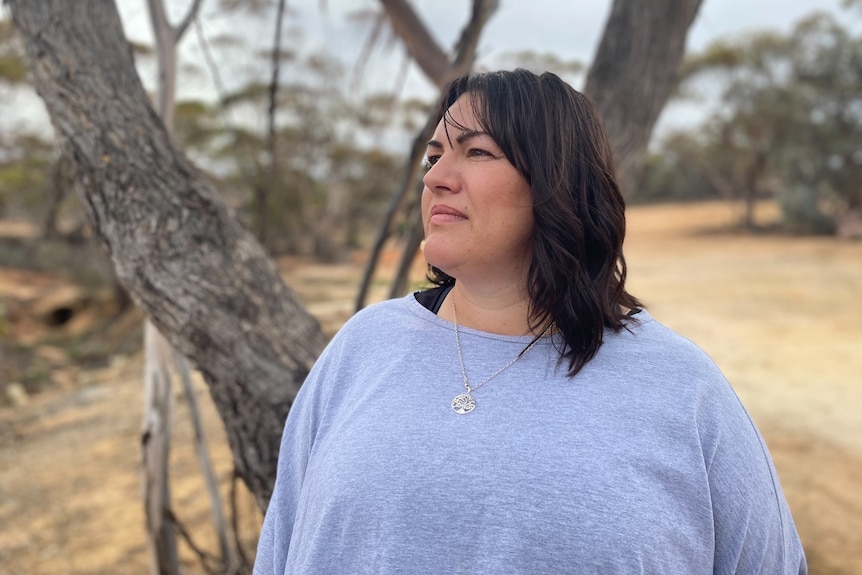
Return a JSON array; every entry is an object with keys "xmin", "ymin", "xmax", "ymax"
[
  {"xmin": 584, "ymin": 0, "xmax": 704, "ymax": 197},
  {"xmin": 650, "ymin": 8, "xmax": 862, "ymax": 236},
  {"xmin": 490, "ymin": 49, "xmax": 584, "ymax": 85},
  {"xmin": 0, "ymin": 19, "xmax": 61, "ymax": 230},
  {"xmin": 214, "ymin": 52, "xmax": 409, "ymax": 258}
]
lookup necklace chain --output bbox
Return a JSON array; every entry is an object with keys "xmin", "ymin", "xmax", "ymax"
[{"xmin": 451, "ymin": 297, "xmax": 553, "ymax": 413}]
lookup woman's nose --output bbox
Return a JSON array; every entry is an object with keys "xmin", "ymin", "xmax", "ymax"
[{"xmin": 422, "ymin": 154, "xmax": 461, "ymax": 194}]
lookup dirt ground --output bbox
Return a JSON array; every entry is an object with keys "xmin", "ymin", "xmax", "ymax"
[{"xmin": 0, "ymin": 200, "xmax": 860, "ymax": 574}]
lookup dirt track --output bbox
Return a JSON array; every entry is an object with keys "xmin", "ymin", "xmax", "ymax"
[{"xmin": 0, "ymin": 200, "xmax": 860, "ymax": 574}]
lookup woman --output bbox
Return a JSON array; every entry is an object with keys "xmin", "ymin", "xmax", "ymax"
[{"xmin": 254, "ymin": 70, "xmax": 806, "ymax": 574}]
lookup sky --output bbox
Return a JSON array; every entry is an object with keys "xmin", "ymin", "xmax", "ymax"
[{"xmin": 3, "ymin": 0, "xmax": 858, "ymax": 137}]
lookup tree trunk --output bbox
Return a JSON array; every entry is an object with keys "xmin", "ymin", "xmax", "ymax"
[
  {"xmin": 742, "ymin": 148, "xmax": 767, "ymax": 230},
  {"xmin": 355, "ymin": 111, "xmax": 438, "ymax": 311},
  {"xmin": 388, "ymin": 202, "xmax": 425, "ymax": 299},
  {"xmin": 584, "ymin": 0, "xmax": 703, "ymax": 197},
  {"xmin": 261, "ymin": 0, "xmax": 288, "ymax": 249},
  {"xmin": 174, "ymin": 349, "xmax": 237, "ymax": 571},
  {"xmin": 143, "ymin": 3, "xmax": 189, "ymax": 571},
  {"xmin": 142, "ymin": 322, "xmax": 180, "ymax": 575},
  {"xmin": 8, "ymin": 0, "xmax": 327, "ymax": 511}
]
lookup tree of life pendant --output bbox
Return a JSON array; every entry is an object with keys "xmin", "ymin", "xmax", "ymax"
[{"xmin": 451, "ymin": 393, "xmax": 476, "ymax": 414}]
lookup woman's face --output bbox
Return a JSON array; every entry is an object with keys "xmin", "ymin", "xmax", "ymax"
[{"xmin": 421, "ymin": 94, "xmax": 534, "ymax": 285}]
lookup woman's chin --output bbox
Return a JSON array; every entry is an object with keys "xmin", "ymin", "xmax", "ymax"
[{"xmin": 422, "ymin": 241, "xmax": 448, "ymax": 267}]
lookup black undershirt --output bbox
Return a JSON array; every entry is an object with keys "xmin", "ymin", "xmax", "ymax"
[
  {"xmin": 414, "ymin": 285, "xmax": 454, "ymax": 314},
  {"xmin": 413, "ymin": 284, "xmax": 641, "ymax": 318}
]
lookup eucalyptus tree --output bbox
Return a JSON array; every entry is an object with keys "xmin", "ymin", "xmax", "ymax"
[
  {"xmin": 781, "ymin": 11, "xmax": 862, "ymax": 234},
  {"xmin": 673, "ymin": 9, "xmax": 862, "ymax": 234},
  {"xmin": 584, "ymin": 0, "xmax": 704, "ymax": 197},
  {"xmin": 213, "ymin": 52, "xmax": 407, "ymax": 258}
]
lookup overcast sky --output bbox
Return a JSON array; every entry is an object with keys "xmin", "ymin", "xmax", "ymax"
[
  {"xmin": 121, "ymin": 0, "xmax": 855, "ymax": 87},
  {"xmin": 134, "ymin": 0, "xmax": 855, "ymax": 133},
  {"xmin": 266, "ymin": 0, "xmax": 855, "ymax": 83},
  {"xmin": 486, "ymin": 0, "xmax": 851, "ymax": 62},
  {"xmin": 5, "ymin": 0, "xmax": 857, "ymax": 136}
]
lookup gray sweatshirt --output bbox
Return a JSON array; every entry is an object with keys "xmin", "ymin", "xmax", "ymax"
[{"xmin": 254, "ymin": 294, "xmax": 806, "ymax": 574}]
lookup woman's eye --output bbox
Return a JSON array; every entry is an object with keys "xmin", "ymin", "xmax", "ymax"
[
  {"xmin": 423, "ymin": 155, "xmax": 440, "ymax": 170},
  {"xmin": 468, "ymin": 148, "xmax": 492, "ymax": 158}
]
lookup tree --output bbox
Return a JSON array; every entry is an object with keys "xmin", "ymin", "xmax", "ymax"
[
  {"xmin": 584, "ymin": 0, "xmax": 704, "ymax": 197},
  {"xmin": 215, "ymin": 52, "xmax": 406, "ymax": 258},
  {"xmin": 0, "ymin": 19, "xmax": 61, "ymax": 226},
  {"xmin": 0, "ymin": 17, "xmax": 27, "ymax": 86},
  {"xmin": 781, "ymin": 12, "xmax": 862, "ymax": 234},
  {"xmin": 670, "ymin": 10, "xmax": 862, "ymax": 235},
  {"xmin": 491, "ymin": 49, "xmax": 584, "ymax": 86},
  {"xmin": 7, "ymin": 0, "xmax": 327, "ymax": 513}
]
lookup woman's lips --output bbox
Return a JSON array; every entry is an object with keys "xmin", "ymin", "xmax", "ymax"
[{"xmin": 429, "ymin": 205, "xmax": 467, "ymax": 224}]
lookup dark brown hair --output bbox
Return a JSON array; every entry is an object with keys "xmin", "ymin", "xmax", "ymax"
[{"xmin": 428, "ymin": 69, "xmax": 642, "ymax": 377}]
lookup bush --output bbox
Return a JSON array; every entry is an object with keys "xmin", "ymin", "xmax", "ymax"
[{"xmin": 778, "ymin": 184, "xmax": 836, "ymax": 235}]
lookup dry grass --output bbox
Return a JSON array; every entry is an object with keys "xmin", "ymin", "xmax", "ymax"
[{"xmin": 0, "ymin": 200, "xmax": 860, "ymax": 574}]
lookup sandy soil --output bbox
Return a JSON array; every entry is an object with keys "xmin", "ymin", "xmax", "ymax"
[{"xmin": 0, "ymin": 200, "xmax": 860, "ymax": 574}]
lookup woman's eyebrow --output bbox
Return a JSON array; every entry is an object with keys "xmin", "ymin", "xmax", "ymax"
[
  {"xmin": 455, "ymin": 130, "xmax": 488, "ymax": 145},
  {"xmin": 426, "ymin": 130, "xmax": 489, "ymax": 150}
]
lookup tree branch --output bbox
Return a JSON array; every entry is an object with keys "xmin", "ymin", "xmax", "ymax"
[
  {"xmin": 378, "ymin": 0, "xmax": 449, "ymax": 88},
  {"xmin": 450, "ymin": 0, "xmax": 498, "ymax": 77},
  {"xmin": 175, "ymin": 0, "xmax": 206, "ymax": 42}
]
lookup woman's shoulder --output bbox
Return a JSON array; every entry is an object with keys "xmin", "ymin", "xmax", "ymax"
[
  {"xmin": 597, "ymin": 311, "xmax": 742, "ymax": 417},
  {"xmin": 610, "ymin": 310, "xmax": 723, "ymax": 375},
  {"xmin": 333, "ymin": 293, "xmax": 433, "ymax": 340}
]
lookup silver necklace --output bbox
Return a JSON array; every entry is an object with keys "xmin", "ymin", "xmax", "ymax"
[{"xmin": 450, "ymin": 298, "xmax": 553, "ymax": 414}]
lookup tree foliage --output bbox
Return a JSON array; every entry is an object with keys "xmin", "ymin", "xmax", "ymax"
[
  {"xmin": 209, "ymin": 50, "xmax": 412, "ymax": 257},
  {"xmin": 0, "ymin": 19, "xmax": 27, "ymax": 84},
  {"xmin": 0, "ymin": 132, "xmax": 54, "ymax": 218},
  {"xmin": 645, "ymin": 9, "xmax": 862, "ymax": 235}
]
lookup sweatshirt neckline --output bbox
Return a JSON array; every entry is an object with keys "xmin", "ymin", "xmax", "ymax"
[
  {"xmin": 405, "ymin": 292, "xmax": 558, "ymax": 345},
  {"xmin": 403, "ymin": 292, "xmax": 653, "ymax": 345}
]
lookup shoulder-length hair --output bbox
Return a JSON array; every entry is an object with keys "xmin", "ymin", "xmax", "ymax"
[{"xmin": 427, "ymin": 69, "xmax": 642, "ymax": 377}]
